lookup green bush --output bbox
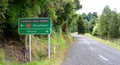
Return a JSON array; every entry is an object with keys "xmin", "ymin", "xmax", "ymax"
[{"xmin": 0, "ymin": 49, "xmax": 4, "ymax": 60}]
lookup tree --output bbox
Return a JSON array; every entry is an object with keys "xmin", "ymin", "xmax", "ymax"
[
  {"xmin": 77, "ymin": 16, "xmax": 85, "ymax": 34},
  {"xmin": 96, "ymin": 5, "xmax": 120, "ymax": 38},
  {"xmin": 0, "ymin": 0, "xmax": 8, "ymax": 35},
  {"xmin": 93, "ymin": 12, "xmax": 98, "ymax": 18},
  {"xmin": 107, "ymin": 11, "xmax": 120, "ymax": 38},
  {"xmin": 74, "ymin": 0, "xmax": 82, "ymax": 10},
  {"xmin": 0, "ymin": 0, "xmax": 83, "ymax": 39},
  {"xmin": 82, "ymin": 13, "xmax": 89, "ymax": 21},
  {"xmin": 82, "ymin": 12, "xmax": 98, "ymax": 33},
  {"xmin": 69, "ymin": 14, "xmax": 79, "ymax": 32},
  {"xmin": 97, "ymin": 6, "xmax": 111, "ymax": 37},
  {"xmin": 55, "ymin": 0, "xmax": 82, "ymax": 34}
]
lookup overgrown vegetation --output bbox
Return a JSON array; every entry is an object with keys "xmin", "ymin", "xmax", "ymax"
[
  {"xmin": 0, "ymin": 0, "xmax": 82, "ymax": 39},
  {"xmin": 0, "ymin": 31, "xmax": 74, "ymax": 65},
  {"xmin": 77, "ymin": 16, "xmax": 85, "ymax": 34},
  {"xmin": 95, "ymin": 6, "xmax": 120, "ymax": 38},
  {"xmin": 82, "ymin": 12, "xmax": 98, "ymax": 34},
  {"xmin": 80, "ymin": 5, "xmax": 120, "ymax": 53},
  {"xmin": 82, "ymin": 6, "xmax": 120, "ymax": 39},
  {"xmin": 0, "ymin": 0, "xmax": 81, "ymax": 64}
]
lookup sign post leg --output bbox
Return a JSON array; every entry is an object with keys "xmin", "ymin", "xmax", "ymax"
[
  {"xmin": 29, "ymin": 34, "xmax": 32, "ymax": 61},
  {"xmin": 48, "ymin": 34, "xmax": 50, "ymax": 59},
  {"xmin": 25, "ymin": 35, "xmax": 28, "ymax": 62}
]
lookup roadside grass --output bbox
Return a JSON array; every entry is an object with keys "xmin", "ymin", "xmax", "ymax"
[
  {"xmin": 0, "ymin": 31, "xmax": 74, "ymax": 65},
  {"xmin": 21, "ymin": 33, "xmax": 73, "ymax": 65},
  {"xmin": 84, "ymin": 33, "xmax": 120, "ymax": 50},
  {"xmin": 21, "ymin": 48, "xmax": 67, "ymax": 65},
  {"xmin": 0, "ymin": 49, "xmax": 6, "ymax": 65}
]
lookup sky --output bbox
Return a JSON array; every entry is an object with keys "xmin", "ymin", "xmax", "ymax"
[{"xmin": 76, "ymin": 0, "xmax": 120, "ymax": 14}]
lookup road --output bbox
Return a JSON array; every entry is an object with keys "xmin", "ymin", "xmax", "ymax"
[{"xmin": 62, "ymin": 34, "xmax": 120, "ymax": 65}]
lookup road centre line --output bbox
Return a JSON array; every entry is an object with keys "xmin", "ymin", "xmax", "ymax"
[
  {"xmin": 84, "ymin": 41, "xmax": 90, "ymax": 45},
  {"xmin": 90, "ymin": 47, "xmax": 93, "ymax": 50},
  {"xmin": 84, "ymin": 41, "xmax": 88, "ymax": 43},
  {"xmin": 99, "ymin": 55, "xmax": 108, "ymax": 61}
]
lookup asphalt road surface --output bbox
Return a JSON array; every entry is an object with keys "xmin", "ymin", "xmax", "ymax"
[{"xmin": 62, "ymin": 34, "xmax": 120, "ymax": 65}]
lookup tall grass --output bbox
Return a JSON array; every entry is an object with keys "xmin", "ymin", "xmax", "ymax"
[
  {"xmin": 0, "ymin": 29, "xmax": 74, "ymax": 65},
  {"xmin": 24, "ymin": 32, "xmax": 73, "ymax": 65}
]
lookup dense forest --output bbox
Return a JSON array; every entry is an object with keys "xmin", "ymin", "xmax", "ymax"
[
  {"xmin": 81, "ymin": 6, "xmax": 120, "ymax": 39},
  {"xmin": 0, "ymin": 0, "xmax": 82, "ymax": 64},
  {"xmin": 0, "ymin": 0, "xmax": 82, "ymax": 40},
  {"xmin": 0, "ymin": 1, "xmax": 120, "ymax": 41}
]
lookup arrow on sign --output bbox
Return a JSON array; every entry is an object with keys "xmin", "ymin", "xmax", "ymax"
[{"xmin": 21, "ymin": 24, "xmax": 23, "ymax": 27}]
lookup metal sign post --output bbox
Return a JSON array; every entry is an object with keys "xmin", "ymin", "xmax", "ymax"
[
  {"xmin": 29, "ymin": 34, "xmax": 32, "ymax": 61},
  {"xmin": 48, "ymin": 34, "xmax": 50, "ymax": 59},
  {"xmin": 25, "ymin": 35, "xmax": 28, "ymax": 61}
]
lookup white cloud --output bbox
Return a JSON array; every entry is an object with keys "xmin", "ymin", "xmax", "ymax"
[{"xmin": 77, "ymin": 0, "xmax": 120, "ymax": 14}]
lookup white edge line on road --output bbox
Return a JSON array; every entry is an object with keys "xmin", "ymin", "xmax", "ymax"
[
  {"xmin": 90, "ymin": 47, "xmax": 93, "ymax": 50},
  {"xmin": 99, "ymin": 55, "xmax": 108, "ymax": 61},
  {"xmin": 84, "ymin": 41, "xmax": 89, "ymax": 44},
  {"xmin": 83, "ymin": 41, "xmax": 90, "ymax": 46}
]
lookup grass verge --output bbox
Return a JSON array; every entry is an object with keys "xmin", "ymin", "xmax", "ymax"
[
  {"xmin": 0, "ymin": 31, "xmax": 75, "ymax": 65},
  {"xmin": 84, "ymin": 33, "xmax": 120, "ymax": 50},
  {"xmin": 21, "ymin": 33, "xmax": 74, "ymax": 65}
]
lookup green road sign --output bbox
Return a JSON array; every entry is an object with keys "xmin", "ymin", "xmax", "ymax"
[{"xmin": 18, "ymin": 18, "xmax": 52, "ymax": 34}]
